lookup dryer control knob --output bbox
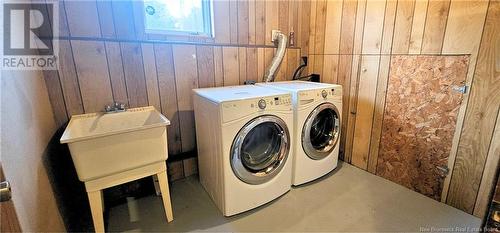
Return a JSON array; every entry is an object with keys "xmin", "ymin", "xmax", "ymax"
[
  {"xmin": 258, "ymin": 99, "xmax": 267, "ymax": 109},
  {"xmin": 321, "ymin": 90, "xmax": 328, "ymax": 98}
]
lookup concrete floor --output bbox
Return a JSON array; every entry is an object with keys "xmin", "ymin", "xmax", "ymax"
[{"xmin": 107, "ymin": 162, "xmax": 481, "ymax": 232}]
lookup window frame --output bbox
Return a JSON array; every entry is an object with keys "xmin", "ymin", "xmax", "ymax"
[{"xmin": 142, "ymin": 0, "xmax": 214, "ymax": 38}]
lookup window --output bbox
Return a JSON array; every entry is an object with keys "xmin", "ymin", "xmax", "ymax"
[{"xmin": 143, "ymin": 0, "xmax": 212, "ymax": 37}]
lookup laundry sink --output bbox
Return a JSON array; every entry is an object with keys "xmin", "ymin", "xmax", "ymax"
[{"xmin": 60, "ymin": 106, "xmax": 170, "ymax": 181}]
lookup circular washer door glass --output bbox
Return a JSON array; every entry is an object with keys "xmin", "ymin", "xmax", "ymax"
[
  {"xmin": 231, "ymin": 115, "xmax": 290, "ymax": 185},
  {"xmin": 302, "ymin": 103, "xmax": 340, "ymax": 160}
]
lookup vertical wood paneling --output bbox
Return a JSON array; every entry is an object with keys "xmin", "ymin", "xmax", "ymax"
[
  {"xmin": 141, "ymin": 44, "xmax": 161, "ymax": 111},
  {"xmin": 344, "ymin": 55, "xmax": 361, "ymax": 162},
  {"xmin": 255, "ymin": 0, "xmax": 266, "ymax": 45},
  {"xmin": 392, "ymin": 0, "xmax": 415, "ymax": 54},
  {"xmin": 278, "ymin": 0, "xmax": 290, "ymax": 42},
  {"xmin": 43, "ymin": 71, "xmax": 69, "ymax": 126},
  {"xmin": 408, "ymin": 0, "xmax": 428, "ymax": 54},
  {"xmin": 440, "ymin": 0, "xmax": 490, "ymax": 204},
  {"xmin": 286, "ymin": 49, "xmax": 300, "ymax": 80},
  {"xmin": 313, "ymin": 0, "xmax": 327, "ymax": 55},
  {"xmin": 362, "ymin": 0, "xmax": 386, "ymax": 54},
  {"xmin": 247, "ymin": 48, "xmax": 259, "ymax": 82},
  {"xmin": 196, "ymin": 46, "xmax": 215, "ymax": 88},
  {"xmin": 58, "ymin": 40, "xmax": 83, "ymax": 116},
  {"xmin": 352, "ymin": 0, "xmax": 367, "ymax": 54},
  {"xmin": 229, "ymin": 1, "xmax": 239, "ymax": 44},
  {"xmin": 154, "ymin": 44, "xmax": 182, "ymax": 155},
  {"xmin": 237, "ymin": 1, "xmax": 249, "ymax": 45},
  {"xmin": 337, "ymin": 55, "xmax": 353, "ymax": 160},
  {"xmin": 351, "ymin": 56, "xmax": 380, "ymax": 170},
  {"xmin": 248, "ymin": 0, "xmax": 256, "ymax": 45},
  {"xmin": 222, "ymin": 47, "xmax": 240, "ymax": 86},
  {"xmin": 64, "ymin": 1, "xmax": 101, "ymax": 37},
  {"xmin": 71, "ymin": 41, "xmax": 113, "ymax": 113},
  {"xmin": 238, "ymin": 47, "xmax": 247, "ymax": 84},
  {"xmin": 265, "ymin": 1, "xmax": 279, "ymax": 46},
  {"xmin": 380, "ymin": 0, "xmax": 398, "ymax": 54},
  {"xmin": 172, "ymin": 45, "xmax": 199, "ymax": 153},
  {"xmin": 299, "ymin": 0, "xmax": 311, "ymax": 56},
  {"xmin": 421, "ymin": 0, "xmax": 450, "ymax": 54},
  {"xmin": 120, "ymin": 43, "xmax": 148, "ymax": 108},
  {"xmin": 339, "ymin": 0, "xmax": 358, "ymax": 54},
  {"xmin": 213, "ymin": 0, "xmax": 230, "ymax": 43},
  {"xmin": 447, "ymin": 1, "xmax": 499, "ymax": 213},
  {"xmin": 111, "ymin": 0, "xmax": 136, "ymax": 40},
  {"xmin": 323, "ymin": 0, "xmax": 343, "ymax": 54},
  {"xmin": 474, "ymin": 110, "xmax": 500, "ymax": 217},
  {"xmin": 213, "ymin": 47, "xmax": 224, "ymax": 87},
  {"xmin": 105, "ymin": 42, "xmax": 128, "ymax": 105},
  {"xmin": 322, "ymin": 55, "xmax": 339, "ymax": 84},
  {"xmin": 96, "ymin": 1, "xmax": 116, "ymax": 38},
  {"xmin": 257, "ymin": 48, "xmax": 266, "ymax": 81},
  {"xmin": 367, "ymin": 55, "xmax": 391, "ymax": 174},
  {"xmin": 308, "ymin": 0, "xmax": 318, "ymax": 56}
]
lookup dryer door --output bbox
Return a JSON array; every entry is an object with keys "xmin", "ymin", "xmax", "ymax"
[
  {"xmin": 230, "ymin": 115, "xmax": 290, "ymax": 185},
  {"xmin": 302, "ymin": 102, "xmax": 340, "ymax": 160}
]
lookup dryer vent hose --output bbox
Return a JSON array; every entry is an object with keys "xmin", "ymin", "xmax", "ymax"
[{"xmin": 263, "ymin": 31, "xmax": 288, "ymax": 82}]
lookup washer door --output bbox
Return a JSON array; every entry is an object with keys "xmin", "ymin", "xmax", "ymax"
[
  {"xmin": 302, "ymin": 103, "xmax": 340, "ymax": 160},
  {"xmin": 231, "ymin": 115, "xmax": 290, "ymax": 185}
]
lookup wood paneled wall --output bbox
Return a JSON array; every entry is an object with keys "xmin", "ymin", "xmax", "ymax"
[
  {"xmin": 306, "ymin": 0, "xmax": 498, "ymax": 217},
  {"xmin": 44, "ymin": 0, "xmax": 499, "ymax": 218},
  {"xmin": 44, "ymin": 0, "xmax": 303, "ymax": 157}
]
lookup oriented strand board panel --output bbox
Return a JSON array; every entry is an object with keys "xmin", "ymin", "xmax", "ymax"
[
  {"xmin": 71, "ymin": 40, "xmax": 113, "ymax": 113},
  {"xmin": 351, "ymin": 56, "xmax": 380, "ymax": 170},
  {"xmin": 447, "ymin": 1, "xmax": 500, "ymax": 214},
  {"xmin": 377, "ymin": 55, "xmax": 469, "ymax": 201}
]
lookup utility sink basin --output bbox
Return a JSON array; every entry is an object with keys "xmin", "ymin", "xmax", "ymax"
[{"xmin": 60, "ymin": 106, "xmax": 170, "ymax": 181}]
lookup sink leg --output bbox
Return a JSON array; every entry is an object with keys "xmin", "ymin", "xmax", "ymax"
[
  {"xmin": 157, "ymin": 170, "xmax": 174, "ymax": 222},
  {"xmin": 152, "ymin": 175, "xmax": 161, "ymax": 196},
  {"xmin": 87, "ymin": 190, "xmax": 105, "ymax": 233}
]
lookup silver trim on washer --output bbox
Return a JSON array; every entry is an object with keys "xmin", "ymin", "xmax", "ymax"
[
  {"xmin": 302, "ymin": 102, "xmax": 340, "ymax": 160},
  {"xmin": 230, "ymin": 115, "xmax": 290, "ymax": 185}
]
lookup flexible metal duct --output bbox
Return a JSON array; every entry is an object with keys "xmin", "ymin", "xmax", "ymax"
[{"xmin": 263, "ymin": 31, "xmax": 288, "ymax": 82}]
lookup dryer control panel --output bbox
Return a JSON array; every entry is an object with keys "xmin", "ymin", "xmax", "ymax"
[
  {"xmin": 222, "ymin": 95, "xmax": 292, "ymax": 123},
  {"xmin": 298, "ymin": 86, "xmax": 342, "ymax": 106}
]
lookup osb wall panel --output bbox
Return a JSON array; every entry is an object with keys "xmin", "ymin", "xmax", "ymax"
[
  {"xmin": 305, "ymin": 0, "xmax": 497, "ymax": 217},
  {"xmin": 376, "ymin": 55, "xmax": 469, "ymax": 200}
]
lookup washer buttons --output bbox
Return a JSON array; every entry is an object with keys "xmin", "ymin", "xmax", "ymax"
[
  {"xmin": 258, "ymin": 99, "xmax": 266, "ymax": 109},
  {"xmin": 321, "ymin": 90, "xmax": 328, "ymax": 98}
]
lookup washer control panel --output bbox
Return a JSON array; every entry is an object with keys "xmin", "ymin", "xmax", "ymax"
[{"xmin": 222, "ymin": 95, "xmax": 292, "ymax": 122}]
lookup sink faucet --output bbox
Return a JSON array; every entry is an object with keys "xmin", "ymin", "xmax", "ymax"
[{"xmin": 104, "ymin": 102, "xmax": 126, "ymax": 113}]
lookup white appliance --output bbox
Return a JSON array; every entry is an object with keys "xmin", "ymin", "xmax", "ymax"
[
  {"xmin": 192, "ymin": 85, "xmax": 294, "ymax": 216},
  {"xmin": 257, "ymin": 81, "xmax": 342, "ymax": 185}
]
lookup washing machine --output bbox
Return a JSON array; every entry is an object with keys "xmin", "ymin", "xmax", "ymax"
[
  {"xmin": 192, "ymin": 85, "xmax": 294, "ymax": 216},
  {"xmin": 257, "ymin": 81, "xmax": 342, "ymax": 186}
]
